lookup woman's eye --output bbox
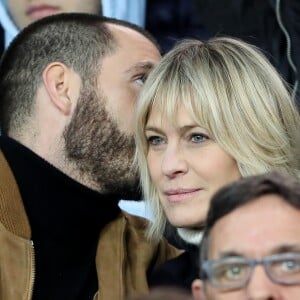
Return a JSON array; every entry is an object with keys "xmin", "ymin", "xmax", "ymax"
[
  {"xmin": 191, "ymin": 133, "xmax": 209, "ymax": 143},
  {"xmin": 147, "ymin": 136, "xmax": 165, "ymax": 146}
]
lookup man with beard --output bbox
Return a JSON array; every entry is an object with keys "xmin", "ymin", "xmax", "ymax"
[{"xmin": 0, "ymin": 13, "xmax": 179, "ymax": 300}]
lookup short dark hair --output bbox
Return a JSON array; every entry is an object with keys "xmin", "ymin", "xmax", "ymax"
[
  {"xmin": 0, "ymin": 13, "xmax": 158, "ymax": 134},
  {"xmin": 200, "ymin": 171, "xmax": 300, "ymax": 267}
]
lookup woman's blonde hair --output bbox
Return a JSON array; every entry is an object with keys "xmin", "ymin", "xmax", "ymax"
[{"xmin": 135, "ymin": 37, "xmax": 300, "ymax": 243}]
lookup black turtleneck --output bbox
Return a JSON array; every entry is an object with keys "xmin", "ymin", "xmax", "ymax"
[{"xmin": 0, "ymin": 136, "xmax": 121, "ymax": 300}]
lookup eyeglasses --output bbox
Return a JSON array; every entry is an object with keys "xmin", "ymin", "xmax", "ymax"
[{"xmin": 202, "ymin": 252, "xmax": 300, "ymax": 291}]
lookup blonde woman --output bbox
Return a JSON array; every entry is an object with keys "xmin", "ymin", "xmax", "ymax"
[{"xmin": 135, "ymin": 37, "xmax": 300, "ymax": 291}]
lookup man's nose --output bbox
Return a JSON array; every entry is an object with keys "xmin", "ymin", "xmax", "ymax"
[{"xmin": 246, "ymin": 265, "xmax": 280, "ymax": 300}]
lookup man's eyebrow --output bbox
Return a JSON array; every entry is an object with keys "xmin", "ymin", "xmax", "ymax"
[
  {"xmin": 215, "ymin": 245, "xmax": 300, "ymax": 260},
  {"xmin": 217, "ymin": 250, "xmax": 245, "ymax": 259},
  {"xmin": 270, "ymin": 244, "xmax": 300, "ymax": 255},
  {"xmin": 125, "ymin": 62, "xmax": 155, "ymax": 74}
]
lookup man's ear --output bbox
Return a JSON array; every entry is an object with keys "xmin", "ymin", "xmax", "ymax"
[
  {"xmin": 42, "ymin": 62, "xmax": 73, "ymax": 116},
  {"xmin": 192, "ymin": 279, "xmax": 206, "ymax": 300}
]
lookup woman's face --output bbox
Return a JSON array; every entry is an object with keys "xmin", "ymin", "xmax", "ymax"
[
  {"xmin": 145, "ymin": 105, "xmax": 241, "ymax": 228},
  {"xmin": 6, "ymin": 0, "xmax": 101, "ymax": 29}
]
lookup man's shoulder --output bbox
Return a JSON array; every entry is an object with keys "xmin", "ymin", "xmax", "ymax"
[{"xmin": 0, "ymin": 149, "xmax": 31, "ymax": 239}]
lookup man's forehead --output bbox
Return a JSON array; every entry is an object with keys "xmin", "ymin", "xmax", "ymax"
[
  {"xmin": 106, "ymin": 23, "xmax": 151, "ymax": 44},
  {"xmin": 102, "ymin": 23, "xmax": 160, "ymax": 69},
  {"xmin": 209, "ymin": 195, "xmax": 300, "ymax": 258}
]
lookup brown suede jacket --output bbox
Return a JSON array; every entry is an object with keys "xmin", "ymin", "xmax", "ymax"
[{"xmin": 0, "ymin": 151, "xmax": 181, "ymax": 300}]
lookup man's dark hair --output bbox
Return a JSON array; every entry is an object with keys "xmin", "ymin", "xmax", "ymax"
[
  {"xmin": 200, "ymin": 171, "xmax": 300, "ymax": 267},
  {"xmin": 0, "ymin": 13, "xmax": 158, "ymax": 134}
]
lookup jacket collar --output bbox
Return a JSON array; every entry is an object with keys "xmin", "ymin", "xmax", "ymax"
[{"xmin": 0, "ymin": 149, "xmax": 31, "ymax": 239}]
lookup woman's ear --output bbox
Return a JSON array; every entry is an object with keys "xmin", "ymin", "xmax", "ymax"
[
  {"xmin": 42, "ymin": 62, "xmax": 72, "ymax": 116},
  {"xmin": 192, "ymin": 279, "xmax": 206, "ymax": 300}
]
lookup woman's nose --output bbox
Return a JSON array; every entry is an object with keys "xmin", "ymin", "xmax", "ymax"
[{"xmin": 161, "ymin": 144, "xmax": 188, "ymax": 178}]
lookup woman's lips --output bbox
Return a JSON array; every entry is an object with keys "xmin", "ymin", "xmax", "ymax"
[
  {"xmin": 27, "ymin": 5, "xmax": 60, "ymax": 20},
  {"xmin": 164, "ymin": 188, "xmax": 202, "ymax": 203}
]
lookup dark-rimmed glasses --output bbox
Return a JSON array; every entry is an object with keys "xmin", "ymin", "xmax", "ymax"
[{"xmin": 202, "ymin": 252, "xmax": 300, "ymax": 291}]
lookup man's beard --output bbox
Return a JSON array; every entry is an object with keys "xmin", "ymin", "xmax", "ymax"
[{"xmin": 63, "ymin": 84, "xmax": 140, "ymax": 199}]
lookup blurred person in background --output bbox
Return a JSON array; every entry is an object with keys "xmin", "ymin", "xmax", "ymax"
[
  {"xmin": 0, "ymin": 0, "xmax": 146, "ymax": 55},
  {"xmin": 195, "ymin": 0, "xmax": 300, "ymax": 108},
  {"xmin": 145, "ymin": 0, "xmax": 209, "ymax": 54}
]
